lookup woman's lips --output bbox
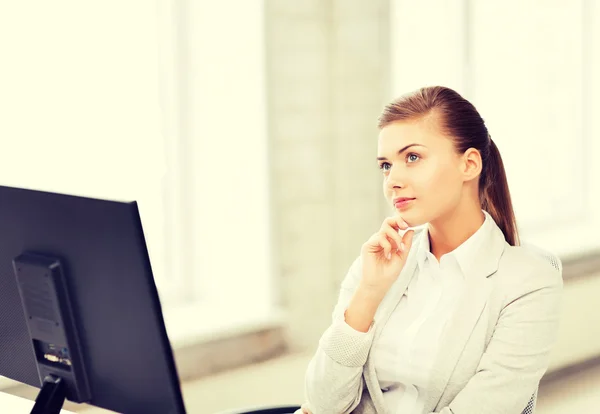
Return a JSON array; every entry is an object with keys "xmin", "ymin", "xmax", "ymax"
[{"xmin": 394, "ymin": 198, "xmax": 415, "ymax": 209}]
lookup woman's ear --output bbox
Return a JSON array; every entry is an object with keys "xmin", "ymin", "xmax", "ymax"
[{"xmin": 462, "ymin": 148, "xmax": 483, "ymax": 181}]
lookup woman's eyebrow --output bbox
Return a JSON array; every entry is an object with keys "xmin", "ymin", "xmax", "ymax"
[{"xmin": 377, "ymin": 144, "xmax": 425, "ymax": 161}]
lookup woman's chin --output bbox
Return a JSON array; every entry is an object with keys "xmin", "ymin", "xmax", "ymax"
[{"xmin": 395, "ymin": 210, "xmax": 428, "ymax": 228}]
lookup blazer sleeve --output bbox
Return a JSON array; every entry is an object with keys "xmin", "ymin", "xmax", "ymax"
[
  {"xmin": 301, "ymin": 255, "xmax": 378, "ymax": 414},
  {"xmin": 429, "ymin": 262, "xmax": 564, "ymax": 414}
]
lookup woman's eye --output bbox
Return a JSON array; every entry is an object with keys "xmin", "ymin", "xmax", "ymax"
[
  {"xmin": 379, "ymin": 162, "xmax": 391, "ymax": 171},
  {"xmin": 407, "ymin": 153, "xmax": 420, "ymax": 163}
]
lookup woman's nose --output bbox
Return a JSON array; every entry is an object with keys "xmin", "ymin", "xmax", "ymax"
[{"xmin": 386, "ymin": 166, "xmax": 406, "ymax": 189}]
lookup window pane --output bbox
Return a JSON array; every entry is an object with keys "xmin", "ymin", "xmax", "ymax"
[
  {"xmin": 0, "ymin": 1, "xmax": 173, "ymax": 301},
  {"xmin": 469, "ymin": 1, "xmax": 586, "ymax": 230}
]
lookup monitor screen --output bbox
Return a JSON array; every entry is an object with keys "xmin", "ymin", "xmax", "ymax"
[{"xmin": 0, "ymin": 185, "xmax": 187, "ymax": 414}]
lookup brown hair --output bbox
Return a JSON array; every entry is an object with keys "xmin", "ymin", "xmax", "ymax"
[{"xmin": 377, "ymin": 86, "xmax": 520, "ymax": 246}]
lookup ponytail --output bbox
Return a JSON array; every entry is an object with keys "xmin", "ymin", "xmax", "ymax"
[{"xmin": 480, "ymin": 137, "xmax": 520, "ymax": 246}]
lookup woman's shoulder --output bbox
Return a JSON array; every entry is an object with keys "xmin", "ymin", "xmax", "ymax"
[
  {"xmin": 496, "ymin": 242, "xmax": 563, "ymax": 295},
  {"xmin": 503, "ymin": 242, "xmax": 562, "ymax": 274}
]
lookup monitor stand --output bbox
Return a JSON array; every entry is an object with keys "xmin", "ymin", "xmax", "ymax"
[
  {"xmin": 12, "ymin": 252, "xmax": 91, "ymax": 412},
  {"xmin": 31, "ymin": 375, "xmax": 66, "ymax": 414}
]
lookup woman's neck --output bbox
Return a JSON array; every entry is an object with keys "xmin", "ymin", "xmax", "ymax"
[{"xmin": 427, "ymin": 203, "xmax": 485, "ymax": 261}]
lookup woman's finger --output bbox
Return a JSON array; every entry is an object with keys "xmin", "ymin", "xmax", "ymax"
[
  {"xmin": 384, "ymin": 215, "xmax": 409, "ymax": 231},
  {"xmin": 399, "ymin": 229, "xmax": 415, "ymax": 258},
  {"xmin": 380, "ymin": 226, "xmax": 403, "ymax": 251},
  {"xmin": 378, "ymin": 234, "xmax": 392, "ymax": 257}
]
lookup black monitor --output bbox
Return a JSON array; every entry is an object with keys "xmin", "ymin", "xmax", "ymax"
[{"xmin": 0, "ymin": 184, "xmax": 187, "ymax": 414}]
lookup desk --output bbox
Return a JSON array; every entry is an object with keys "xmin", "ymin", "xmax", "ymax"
[{"xmin": 0, "ymin": 392, "xmax": 76, "ymax": 413}]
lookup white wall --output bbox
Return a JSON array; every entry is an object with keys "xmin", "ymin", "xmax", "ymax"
[{"xmin": 264, "ymin": 0, "xmax": 392, "ymax": 348}]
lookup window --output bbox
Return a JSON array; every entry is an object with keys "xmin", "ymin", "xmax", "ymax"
[
  {"xmin": 390, "ymin": 0, "xmax": 600, "ymax": 259},
  {"xmin": 166, "ymin": 0, "xmax": 277, "ymax": 336},
  {"xmin": 0, "ymin": 1, "xmax": 173, "ymax": 298},
  {"xmin": 0, "ymin": 0, "xmax": 276, "ymax": 353},
  {"xmin": 0, "ymin": 0, "xmax": 174, "ymax": 389}
]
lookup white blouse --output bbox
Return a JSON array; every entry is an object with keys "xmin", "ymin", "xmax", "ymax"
[{"xmin": 371, "ymin": 210, "xmax": 493, "ymax": 413}]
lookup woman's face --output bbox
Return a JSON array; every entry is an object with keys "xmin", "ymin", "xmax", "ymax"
[{"xmin": 377, "ymin": 116, "xmax": 466, "ymax": 227}]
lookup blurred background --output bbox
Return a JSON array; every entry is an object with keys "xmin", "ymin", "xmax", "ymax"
[{"xmin": 1, "ymin": 1, "xmax": 599, "ymax": 413}]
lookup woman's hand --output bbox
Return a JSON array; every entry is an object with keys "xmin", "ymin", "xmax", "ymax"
[
  {"xmin": 359, "ymin": 215, "xmax": 415, "ymax": 298},
  {"xmin": 300, "ymin": 403, "xmax": 312, "ymax": 414}
]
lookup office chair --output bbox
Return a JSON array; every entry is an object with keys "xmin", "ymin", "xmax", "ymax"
[
  {"xmin": 216, "ymin": 404, "xmax": 301, "ymax": 414},
  {"xmin": 218, "ymin": 393, "xmax": 535, "ymax": 414},
  {"xmin": 522, "ymin": 389, "xmax": 537, "ymax": 414},
  {"xmin": 217, "ymin": 395, "xmax": 536, "ymax": 414},
  {"xmin": 219, "ymin": 246, "xmax": 558, "ymax": 414}
]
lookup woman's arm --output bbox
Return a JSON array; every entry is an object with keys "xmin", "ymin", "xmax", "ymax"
[
  {"xmin": 302, "ymin": 218, "xmax": 413, "ymax": 414},
  {"xmin": 428, "ymin": 265, "xmax": 563, "ymax": 414},
  {"xmin": 301, "ymin": 256, "xmax": 384, "ymax": 414}
]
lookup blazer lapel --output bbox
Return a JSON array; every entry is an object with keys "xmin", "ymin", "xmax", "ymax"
[{"xmin": 422, "ymin": 222, "xmax": 507, "ymax": 413}]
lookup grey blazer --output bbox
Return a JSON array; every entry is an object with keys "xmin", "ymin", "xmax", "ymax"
[{"xmin": 299, "ymin": 219, "xmax": 564, "ymax": 414}]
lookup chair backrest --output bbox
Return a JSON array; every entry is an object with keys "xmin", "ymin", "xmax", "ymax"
[
  {"xmin": 216, "ymin": 405, "xmax": 301, "ymax": 414},
  {"xmin": 522, "ymin": 388, "xmax": 537, "ymax": 414}
]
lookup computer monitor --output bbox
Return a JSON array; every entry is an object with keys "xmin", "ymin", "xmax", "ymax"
[{"xmin": 0, "ymin": 184, "xmax": 187, "ymax": 414}]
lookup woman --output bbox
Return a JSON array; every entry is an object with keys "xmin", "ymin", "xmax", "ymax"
[{"xmin": 297, "ymin": 86, "xmax": 563, "ymax": 414}]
